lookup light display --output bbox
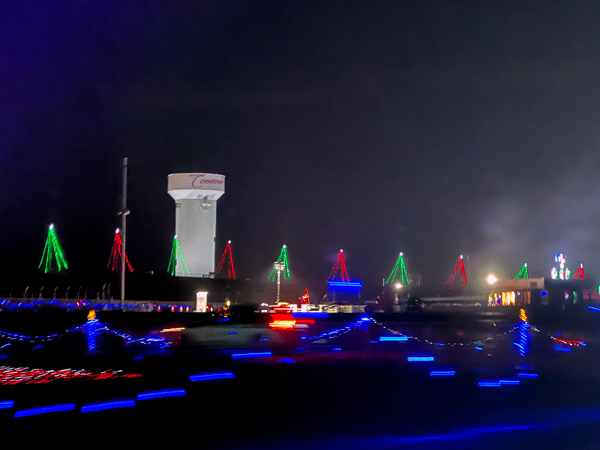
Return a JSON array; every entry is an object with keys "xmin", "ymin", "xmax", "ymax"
[
  {"xmin": 107, "ymin": 228, "xmax": 133, "ymax": 272},
  {"xmin": 0, "ymin": 366, "xmax": 142, "ymax": 385},
  {"xmin": 328, "ymin": 249, "xmax": 349, "ymax": 282},
  {"xmin": 268, "ymin": 245, "xmax": 291, "ymax": 281},
  {"xmin": 444, "ymin": 255, "xmax": 468, "ymax": 289},
  {"xmin": 514, "ymin": 263, "xmax": 529, "ymax": 280},
  {"xmin": 189, "ymin": 372, "xmax": 235, "ymax": 382},
  {"xmin": 386, "ymin": 252, "xmax": 410, "ymax": 286},
  {"xmin": 81, "ymin": 400, "xmax": 135, "ymax": 413},
  {"xmin": 168, "ymin": 235, "xmax": 190, "ymax": 276},
  {"xmin": 573, "ymin": 263, "xmax": 585, "ymax": 280},
  {"xmin": 39, "ymin": 224, "xmax": 69, "ymax": 273},
  {"xmin": 216, "ymin": 240, "xmax": 236, "ymax": 279},
  {"xmin": 300, "ymin": 288, "xmax": 310, "ymax": 304},
  {"xmin": 551, "ymin": 253, "xmax": 571, "ymax": 280}
]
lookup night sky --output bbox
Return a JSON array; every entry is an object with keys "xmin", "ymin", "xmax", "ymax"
[{"xmin": 3, "ymin": 1, "xmax": 600, "ymax": 296}]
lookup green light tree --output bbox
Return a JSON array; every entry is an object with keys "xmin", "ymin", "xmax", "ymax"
[
  {"xmin": 514, "ymin": 263, "xmax": 529, "ymax": 280},
  {"xmin": 268, "ymin": 245, "xmax": 291, "ymax": 281},
  {"xmin": 386, "ymin": 252, "xmax": 409, "ymax": 287},
  {"xmin": 39, "ymin": 224, "xmax": 69, "ymax": 273},
  {"xmin": 168, "ymin": 235, "xmax": 190, "ymax": 276}
]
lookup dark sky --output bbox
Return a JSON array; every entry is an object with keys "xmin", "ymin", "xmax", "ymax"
[{"xmin": 2, "ymin": 1, "xmax": 600, "ymax": 296}]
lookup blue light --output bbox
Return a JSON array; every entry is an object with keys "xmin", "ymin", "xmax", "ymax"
[
  {"xmin": 32, "ymin": 345, "xmax": 43, "ymax": 350},
  {"xmin": 370, "ymin": 340, "xmax": 378, "ymax": 343},
  {"xmin": 333, "ymin": 347, "xmax": 341, "ymax": 351},
  {"xmin": 380, "ymin": 336, "xmax": 408, "ymax": 342},
  {"xmin": 553, "ymin": 347, "xmax": 572, "ymax": 352},
  {"xmin": 81, "ymin": 400, "xmax": 135, "ymax": 413},
  {"xmin": 15, "ymin": 403, "xmax": 76, "ymax": 417},
  {"xmin": 588, "ymin": 306, "xmax": 600, "ymax": 312},
  {"xmin": 518, "ymin": 373, "xmax": 538, "ymax": 378},
  {"xmin": 137, "ymin": 389, "xmax": 186, "ymax": 400},
  {"xmin": 499, "ymin": 379, "xmax": 520, "ymax": 385},
  {"xmin": 0, "ymin": 400, "xmax": 14, "ymax": 409},
  {"xmin": 280, "ymin": 358, "xmax": 296, "ymax": 363},
  {"xmin": 475, "ymin": 346, "xmax": 483, "ymax": 350},
  {"xmin": 430, "ymin": 371, "xmax": 456, "ymax": 376},
  {"xmin": 231, "ymin": 351, "xmax": 272, "ymax": 359},
  {"xmin": 1, "ymin": 343, "xmax": 11, "ymax": 348},
  {"xmin": 327, "ymin": 281, "xmax": 363, "ymax": 287},
  {"xmin": 292, "ymin": 312, "xmax": 329, "ymax": 318},
  {"xmin": 189, "ymin": 372, "xmax": 235, "ymax": 382},
  {"xmin": 228, "ymin": 331, "xmax": 238, "ymax": 335},
  {"xmin": 478, "ymin": 381, "xmax": 501, "ymax": 387},
  {"xmin": 407, "ymin": 356, "xmax": 434, "ymax": 362},
  {"xmin": 259, "ymin": 338, "xmax": 269, "ymax": 341}
]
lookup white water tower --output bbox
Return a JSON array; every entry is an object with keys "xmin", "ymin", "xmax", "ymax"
[{"xmin": 168, "ymin": 173, "xmax": 225, "ymax": 277}]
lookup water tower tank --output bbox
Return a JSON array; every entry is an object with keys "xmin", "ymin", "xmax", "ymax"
[{"xmin": 168, "ymin": 173, "xmax": 225, "ymax": 277}]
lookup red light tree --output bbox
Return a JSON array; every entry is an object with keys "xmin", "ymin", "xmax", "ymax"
[
  {"xmin": 216, "ymin": 240, "xmax": 236, "ymax": 279},
  {"xmin": 328, "ymin": 249, "xmax": 350, "ymax": 282},
  {"xmin": 108, "ymin": 228, "xmax": 133, "ymax": 272},
  {"xmin": 444, "ymin": 255, "xmax": 467, "ymax": 289}
]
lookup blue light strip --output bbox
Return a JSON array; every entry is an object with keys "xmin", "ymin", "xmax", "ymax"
[
  {"xmin": 292, "ymin": 312, "xmax": 329, "ymax": 318},
  {"xmin": 430, "ymin": 371, "xmax": 456, "ymax": 376},
  {"xmin": 189, "ymin": 372, "xmax": 235, "ymax": 382},
  {"xmin": 327, "ymin": 281, "xmax": 363, "ymax": 287},
  {"xmin": 407, "ymin": 356, "xmax": 434, "ymax": 362},
  {"xmin": 380, "ymin": 336, "xmax": 408, "ymax": 342},
  {"xmin": 137, "ymin": 389, "xmax": 186, "ymax": 401},
  {"xmin": 15, "ymin": 403, "xmax": 76, "ymax": 418},
  {"xmin": 0, "ymin": 400, "xmax": 14, "ymax": 409},
  {"xmin": 553, "ymin": 347, "xmax": 572, "ymax": 352},
  {"xmin": 478, "ymin": 381, "xmax": 501, "ymax": 387},
  {"xmin": 588, "ymin": 306, "xmax": 600, "ymax": 311},
  {"xmin": 231, "ymin": 351, "xmax": 272, "ymax": 359},
  {"xmin": 499, "ymin": 379, "xmax": 520, "ymax": 385},
  {"xmin": 280, "ymin": 358, "xmax": 296, "ymax": 363},
  {"xmin": 518, "ymin": 373, "xmax": 538, "ymax": 378},
  {"xmin": 81, "ymin": 400, "xmax": 135, "ymax": 413}
]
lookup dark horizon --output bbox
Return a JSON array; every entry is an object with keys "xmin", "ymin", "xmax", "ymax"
[{"xmin": 2, "ymin": 1, "xmax": 600, "ymax": 296}]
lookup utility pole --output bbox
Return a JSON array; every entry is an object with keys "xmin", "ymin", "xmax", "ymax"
[
  {"xmin": 120, "ymin": 157, "xmax": 130, "ymax": 308},
  {"xmin": 274, "ymin": 261, "xmax": 285, "ymax": 304}
]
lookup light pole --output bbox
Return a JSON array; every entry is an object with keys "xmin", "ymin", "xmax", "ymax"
[{"xmin": 274, "ymin": 261, "xmax": 286, "ymax": 304}]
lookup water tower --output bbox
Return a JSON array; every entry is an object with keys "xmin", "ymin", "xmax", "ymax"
[{"xmin": 168, "ymin": 173, "xmax": 225, "ymax": 277}]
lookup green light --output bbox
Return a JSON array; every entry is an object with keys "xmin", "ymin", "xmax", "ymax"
[
  {"xmin": 514, "ymin": 263, "xmax": 529, "ymax": 280},
  {"xmin": 39, "ymin": 224, "xmax": 68, "ymax": 273},
  {"xmin": 386, "ymin": 252, "xmax": 409, "ymax": 286},
  {"xmin": 168, "ymin": 235, "xmax": 189, "ymax": 276},
  {"xmin": 268, "ymin": 245, "xmax": 291, "ymax": 281}
]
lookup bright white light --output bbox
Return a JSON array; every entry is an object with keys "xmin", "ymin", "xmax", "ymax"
[
  {"xmin": 174, "ymin": 234, "xmax": 177, "ymax": 239},
  {"xmin": 49, "ymin": 224, "xmax": 54, "ymax": 230},
  {"xmin": 486, "ymin": 275, "xmax": 497, "ymax": 285},
  {"xmin": 283, "ymin": 244, "xmax": 287, "ymax": 248},
  {"xmin": 395, "ymin": 283, "xmax": 403, "ymax": 289},
  {"xmin": 115, "ymin": 228, "xmax": 120, "ymax": 234},
  {"xmin": 400, "ymin": 252, "xmax": 403, "ymax": 256},
  {"xmin": 228, "ymin": 240, "xmax": 231, "ymax": 243}
]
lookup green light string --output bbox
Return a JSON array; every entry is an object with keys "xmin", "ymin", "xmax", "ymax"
[
  {"xmin": 168, "ymin": 236, "xmax": 189, "ymax": 276},
  {"xmin": 514, "ymin": 263, "xmax": 529, "ymax": 280},
  {"xmin": 268, "ymin": 245, "xmax": 291, "ymax": 281},
  {"xmin": 39, "ymin": 225, "xmax": 68, "ymax": 273},
  {"xmin": 386, "ymin": 253, "xmax": 409, "ymax": 286}
]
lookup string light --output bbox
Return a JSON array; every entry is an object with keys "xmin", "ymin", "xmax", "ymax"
[
  {"xmin": 268, "ymin": 245, "xmax": 291, "ymax": 281},
  {"xmin": 444, "ymin": 255, "xmax": 468, "ymax": 289},
  {"xmin": 168, "ymin": 235, "xmax": 189, "ymax": 276},
  {"xmin": 39, "ymin": 224, "xmax": 69, "ymax": 273},
  {"xmin": 0, "ymin": 366, "xmax": 142, "ymax": 385},
  {"xmin": 216, "ymin": 240, "xmax": 236, "ymax": 279},
  {"xmin": 386, "ymin": 252, "xmax": 410, "ymax": 286},
  {"xmin": 107, "ymin": 228, "xmax": 133, "ymax": 272},
  {"xmin": 514, "ymin": 263, "xmax": 529, "ymax": 280}
]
